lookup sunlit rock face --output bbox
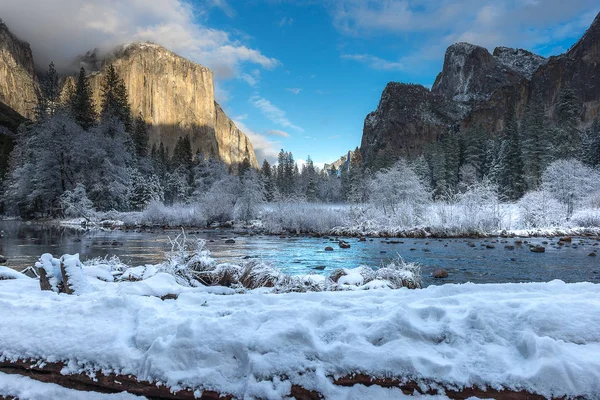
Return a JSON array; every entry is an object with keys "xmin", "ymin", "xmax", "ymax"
[
  {"xmin": 0, "ymin": 19, "xmax": 38, "ymax": 119},
  {"xmin": 361, "ymin": 12, "xmax": 600, "ymax": 170},
  {"xmin": 68, "ymin": 42, "xmax": 258, "ymax": 168}
]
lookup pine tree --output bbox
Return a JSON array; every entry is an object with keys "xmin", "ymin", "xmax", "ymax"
[
  {"xmin": 463, "ymin": 127, "xmax": 486, "ymax": 179},
  {"xmin": 260, "ymin": 159, "xmax": 275, "ymax": 201},
  {"xmin": 100, "ymin": 64, "xmax": 132, "ymax": 132},
  {"xmin": 497, "ymin": 103, "xmax": 525, "ymax": 200},
  {"xmin": 172, "ymin": 135, "xmax": 193, "ymax": 170},
  {"xmin": 132, "ymin": 113, "xmax": 149, "ymax": 159},
  {"xmin": 554, "ymin": 86, "xmax": 581, "ymax": 159},
  {"xmin": 69, "ymin": 67, "xmax": 97, "ymax": 130},
  {"xmin": 521, "ymin": 89, "xmax": 550, "ymax": 189},
  {"xmin": 581, "ymin": 118, "xmax": 600, "ymax": 167},
  {"xmin": 441, "ymin": 132, "xmax": 460, "ymax": 193},
  {"xmin": 35, "ymin": 62, "xmax": 60, "ymax": 121},
  {"xmin": 348, "ymin": 148, "xmax": 366, "ymax": 203},
  {"xmin": 238, "ymin": 157, "xmax": 252, "ymax": 177},
  {"xmin": 304, "ymin": 156, "xmax": 318, "ymax": 201}
]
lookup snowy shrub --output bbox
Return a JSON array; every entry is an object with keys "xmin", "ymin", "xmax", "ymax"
[
  {"xmin": 59, "ymin": 184, "xmax": 95, "ymax": 219},
  {"xmin": 262, "ymin": 202, "xmax": 350, "ymax": 234},
  {"xmin": 369, "ymin": 159, "xmax": 430, "ymax": 218},
  {"xmin": 200, "ymin": 175, "xmax": 239, "ymax": 224},
  {"xmin": 541, "ymin": 159, "xmax": 600, "ymax": 205},
  {"xmin": 569, "ymin": 209, "xmax": 600, "ymax": 227},
  {"xmin": 129, "ymin": 169, "xmax": 164, "ymax": 211},
  {"xmin": 518, "ymin": 190, "xmax": 565, "ymax": 228},
  {"xmin": 234, "ymin": 170, "xmax": 265, "ymax": 222},
  {"xmin": 139, "ymin": 202, "xmax": 206, "ymax": 227},
  {"xmin": 456, "ymin": 179, "xmax": 504, "ymax": 232},
  {"xmin": 582, "ymin": 190, "xmax": 600, "ymax": 209}
]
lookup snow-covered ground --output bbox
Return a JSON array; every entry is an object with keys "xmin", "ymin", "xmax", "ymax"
[{"xmin": 1, "ymin": 252, "xmax": 600, "ymax": 399}]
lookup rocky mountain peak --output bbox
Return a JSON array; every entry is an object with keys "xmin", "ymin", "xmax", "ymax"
[
  {"xmin": 432, "ymin": 41, "xmax": 528, "ymax": 102},
  {"xmin": 493, "ymin": 46, "xmax": 547, "ymax": 79},
  {"xmin": 362, "ymin": 11, "xmax": 600, "ymax": 170}
]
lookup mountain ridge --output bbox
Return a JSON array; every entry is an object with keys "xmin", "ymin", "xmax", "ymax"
[{"xmin": 361, "ymin": 11, "xmax": 600, "ymax": 170}]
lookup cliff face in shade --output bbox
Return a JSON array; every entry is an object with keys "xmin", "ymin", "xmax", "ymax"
[
  {"xmin": 68, "ymin": 43, "xmax": 258, "ymax": 168},
  {"xmin": 214, "ymin": 101, "xmax": 257, "ymax": 167},
  {"xmin": 361, "ymin": 11, "xmax": 600, "ymax": 170},
  {"xmin": 0, "ymin": 19, "xmax": 38, "ymax": 119},
  {"xmin": 361, "ymin": 83, "xmax": 468, "ymax": 170}
]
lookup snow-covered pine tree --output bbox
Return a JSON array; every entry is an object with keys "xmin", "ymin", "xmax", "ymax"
[
  {"xmin": 521, "ymin": 89, "xmax": 551, "ymax": 190},
  {"xmin": 260, "ymin": 159, "xmax": 275, "ymax": 202},
  {"xmin": 132, "ymin": 113, "xmax": 149, "ymax": 159},
  {"xmin": 554, "ymin": 86, "xmax": 581, "ymax": 159},
  {"xmin": 497, "ymin": 103, "xmax": 525, "ymax": 200},
  {"xmin": 581, "ymin": 118, "xmax": 600, "ymax": 167}
]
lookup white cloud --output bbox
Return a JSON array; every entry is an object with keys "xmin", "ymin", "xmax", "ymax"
[
  {"xmin": 332, "ymin": 0, "xmax": 599, "ymax": 72},
  {"xmin": 205, "ymin": 0, "xmax": 235, "ymax": 18},
  {"xmin": 285, "ymin": 88, "xmax": 302, "ymax": 95},
  {"xmin": 234, "ymin": 120, "xmax": 281, "ymax": 163},
  {"xmin": 341, "ymin": 53, "xmax": 404, "ymax": 71},
  {"xmin": 239, "ymin": 73, "xmax": 258, "ymax": 87},
  {"xmin": 266, "ymin": 129, "xmax": 290, "ymax": 137},
  {"xmin": 0, "ymin": 0, "xmax": 278, "ymax": 79},
  {"xmin": 250, "ymin": 96, "xmax": 304, "ymax": 132}
]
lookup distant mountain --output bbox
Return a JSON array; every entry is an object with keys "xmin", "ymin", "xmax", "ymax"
[
  {"xmin": 324, "ymin": 150, "xmax": 354, "ymax": 174},
  {"xmin": 361, "ymin": 11, "xmax": 600, "ymax": 170}
]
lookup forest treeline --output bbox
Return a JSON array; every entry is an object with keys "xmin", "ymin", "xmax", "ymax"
[{"xmin": 1, "ymin": 62, "xmax": 599, "ymax": 222}]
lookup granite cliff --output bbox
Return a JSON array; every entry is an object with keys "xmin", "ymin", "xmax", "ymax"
[
  {"xmin": 0, "ymin": 19, "xmax": 37, "ymax": 119},
  {"xmin": 66, "ymin": 43, "xmax": 258, "ymax": 168},
  {"xmin": 361, "ymin": 11, "xmax": 600, "ymax": 169},
  {"xmin": 0, "ymin": 18, "xmax": 258, "ymax": 169}
]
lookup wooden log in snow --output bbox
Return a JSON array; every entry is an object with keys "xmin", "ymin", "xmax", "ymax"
[{"xmin": 0, "ymin": 359, "xmax": 561, "ymax": 400}]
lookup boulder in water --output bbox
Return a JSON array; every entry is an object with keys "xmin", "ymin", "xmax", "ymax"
[{"xmin": 432, "ymin": 269, "xmax": 448, "ymax": 279}]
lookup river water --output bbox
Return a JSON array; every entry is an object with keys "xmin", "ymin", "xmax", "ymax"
[{"xmin": 1, "ymin": 220, "xmax": 599, "ymax": 287}]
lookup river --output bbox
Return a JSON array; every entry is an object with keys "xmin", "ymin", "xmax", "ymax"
[{"xmin": 1, "ymin": 220, "xmax": 599, "ymax": 287}]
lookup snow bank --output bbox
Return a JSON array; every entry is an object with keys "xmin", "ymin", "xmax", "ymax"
[
  {"xmin": 0, "ymin": 266, "xmax": 30, "ymax": 280},
  {"xmin": 0, "ymin": 278, "xmax": 599, "ymax": 399}
]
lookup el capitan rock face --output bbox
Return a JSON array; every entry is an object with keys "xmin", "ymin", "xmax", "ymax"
[
  {"xmin": 67, "ymin": 43, "xmax": 258, "ymax": 168},
  {"xmin": 361, "ymin": 12, "xmax": 600, "ymax": 170},
  {"xmin": 0, "ymin": 19, "xmax": 38, "ymax": 119}
]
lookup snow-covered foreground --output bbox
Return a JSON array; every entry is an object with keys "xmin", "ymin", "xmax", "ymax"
[{"xmin": 1, "ymin": 260, "xmax": 600, "ymax": 399}]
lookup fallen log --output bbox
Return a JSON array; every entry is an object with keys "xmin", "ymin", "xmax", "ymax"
[
  {"xmin": 0, "ymin": 359, "xmax": 562, "ymax": 400},
  {"xmin": 0, "ymin": 359, "xmax": 226, "ymax": 400}
]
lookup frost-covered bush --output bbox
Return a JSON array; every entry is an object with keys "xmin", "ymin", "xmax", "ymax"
[
  {"xmin": 262, "ymin": 202, "xmax": 350, "ymax": 233},
  {"xmin": 139, "ymin": 202, "xmax": 206, "ymax": 227},
  {"xmin": 60, "ymin": 184, "xmax": 95, "ymax": 219},
  {"xmin": 369, "ymin": 160, "xmax": 431, "ymax": 219},
  {"xmin": 569, "ymin": 209, "xmax": 600, "ymax": 227},
  {"xmin": 541, "ymin": 159, "xmax": 600, "ymax": 205},
  {"xmin": 234, "ymin": 170, "xmax": 265, "ymax": 222},
  {"xmin": 456, "ymin": 179, "xmax": 504, "ymax": 232},
  {"xmin": 200, "ymin": 175, "xmax": 239, "ymax": 224},
  {"xmin": 518, "ymin": 190, "xmax": 565, "ymax": 228}
]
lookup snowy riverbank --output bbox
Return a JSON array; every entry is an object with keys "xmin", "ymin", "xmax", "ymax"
[{"xmin": 0, "ymin": 245, "xmax": 599, "ymax": 399}]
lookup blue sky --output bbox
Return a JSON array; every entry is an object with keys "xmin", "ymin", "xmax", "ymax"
[
  {"xmin": 194, "ymin": 1, "xmax": 600, "ymax": 167},
  {"xmin": 1, "ymin": 0, "xmax": 599, "ymax": 167}
]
